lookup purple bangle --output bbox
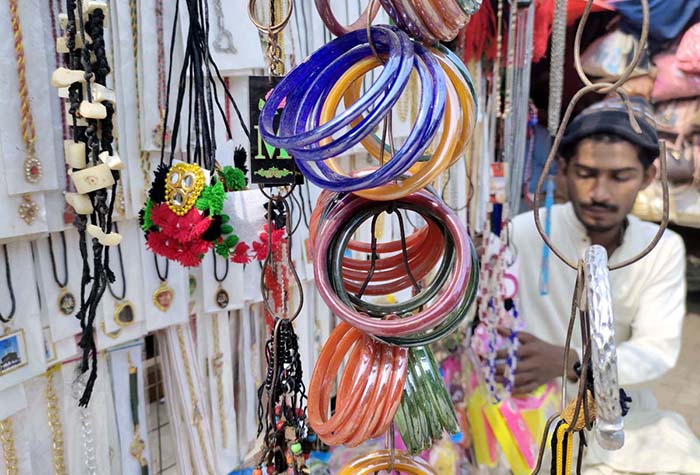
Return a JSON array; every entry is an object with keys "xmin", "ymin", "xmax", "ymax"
[
  {"xmin": 291, "ymin": 42, "xmax": 446, "ymax": 191},
  {"xmin": 260, "ymin": 26, "xmax": 411, "ymax": 150},
  {"xmin": 289, "ymin": 38, "xmax": 443, "ymax": 161},
  {"xmin": 280, "ymin": 40, "xmax": 413, "ymax": 161}
]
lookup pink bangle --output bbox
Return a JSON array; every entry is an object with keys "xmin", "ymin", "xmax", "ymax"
[
  {"xmin": 313, "ymin": 190, "xmax": 471, "ymax": 337},
  {"xmin": 427, "ymin": 0, "xmax": 469, "ymax": 31},
  {"xmin": 314, "ymin": 0, "xmax": 381, "ymax": 37},
  {"xmin": 384, "ymin": 0, "xmax": 438, "ymax": 43},
  {"xmin": 412, "ymin": 0, "xmax": 460, "ymax": 41}
]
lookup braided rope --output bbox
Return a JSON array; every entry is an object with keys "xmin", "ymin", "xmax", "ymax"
[{"xmin": 9, "ymin": 0, "xmax": 36, "ymax": 149}]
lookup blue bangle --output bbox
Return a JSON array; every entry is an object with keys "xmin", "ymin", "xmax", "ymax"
[
  {"xmin": 292, "ymin": 41, "xmax": 445, "ymax": 191},
  {"xmin": 260, "ymin": 26, "xmax": 411, "ymax": 150}
]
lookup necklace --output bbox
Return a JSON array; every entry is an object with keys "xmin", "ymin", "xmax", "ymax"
[
  {"xmin": 8, "ymin": 0, "xmax": 43, "ymax": 184},
  {"xmin": 212, "ymin": 250, "xmax": 230, "ymax": 309},
  {"xmin": 211, "ymin": 315, "xmax": 227, "ymax": 448},
  {"xmin": 175, "ymin": 326, "xmax": 215, "ymax": 475},
  {"xmin": 0, "ymin": 417, "xmax": 18, "ymax": 475},
  {"xmin": 0, "ymin": 245, "xmax": 16, "ymax": 325},
  {"xmin": 152, "ymin": 0, "xmax": 171, "ymax": 150},
  {"xmin": 107, "ymin": 228, "xmax": 135, "ymax": 328},
  {"xmin": 45, "ymin": 366, "xmax": 67, "ymax": 475},
  {"xmin": 153, "ymin": 255, "xmax": 174, "ymax": 312},
  {"xmin": 127, "ymin": 354, "xmax": 149, "ymax": 473},
  {"xmin": 48, "ymin": 232, "xmax": 76, "ymax": 316},
  {"xmin": 549, "ymin": 0, "xmax": 568, "ymax": 136},
  {"xmin": 72, "ymin": 371, "xmax": 97, "ymax": 475},
  {"xmin": 212, "ymin": 0, "xmax": 237, "ymax": 54}
]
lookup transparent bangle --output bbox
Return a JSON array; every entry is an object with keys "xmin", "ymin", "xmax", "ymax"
[{"xmin": 585, "ymin": 245, "xmax": 624, "ymax": 450}]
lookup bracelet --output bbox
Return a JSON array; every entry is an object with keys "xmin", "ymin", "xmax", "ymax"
[
  {"xmin": 327, "ymin": 47, "xmax": 474, "ymax": 200},
  {"xmin": 314, "ymin": 190, "xmax": 471, "ymax": 337},
  {"xmin": 323, "ymin": 197, "xmax": 462, "ymax": 325},
  {"xmin": 260, "ymin": 26, "xmax": 412, "ymax": 151},
  {"xmin": 336, "ymin": 449, "xmax": 438, "ymax": 475},
  {"xmin": 307, "ymin": 323, "xmax": 408, "ymax": 447},
  {"xmin": 426, "ymin": 0, "xmax": 469, "ymax": 31},
  {"xmin": 385, "ymin": 0, "xmax": 438, "ymax": 43},
  {"xmin": 395, "ymin": 346, "xmax": 459, "ymax": 453},
  {"xmin": 291, "ymin": 40, "xmax": 445, "ymax": 192},
  {"xmin": 330, "ymin": 203, "xmax": 449, "ymax": 297},
  {"xmin": 314, "ymin": 0, "xmax": 381, "ymax": 36},
  {"xmin": 411, "ymin": 0, "xmax": 460, "ymax": 41},
  {"xmin": 585, "ymin": 245, "xmax": 624, "ymax": 450}
]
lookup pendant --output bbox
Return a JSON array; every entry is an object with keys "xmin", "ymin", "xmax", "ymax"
[
  {"xmin": 18, "ymin": 194, "xmax": 39, "ymax": 225},
  {"xmin": 114, "ymin": 301, "xmax": 136, "ymax": 327},
  {"xmin": 0, "ymin": 329, "xmax": 28, "ymax": 376},
  {"xmin": 57, "ymin": 288, "xmax": 76, "ymax": 316},
  {"xmin": 24, "ymin": 151, "xmax": 42, "ymax": 183},
  {"xmin": 153, "ymin": 282, "xmax": 174, "ymax": 312},
  {"xmin": 215, "ymin": 286, "xmax": 229, "ymax": 309},
  {"xmin": 152, "ymin": 121, "xmax": 172, "ymax": 150}
]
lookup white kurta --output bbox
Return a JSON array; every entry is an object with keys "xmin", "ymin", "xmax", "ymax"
[{"xmin": 512, "ymin": 202, "xmax": 700, "ymax": 475}]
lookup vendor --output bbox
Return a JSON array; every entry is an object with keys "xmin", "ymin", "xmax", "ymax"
[{"xmin": 507, "ymin": 97, "xmax": 700, "ymax": 474}]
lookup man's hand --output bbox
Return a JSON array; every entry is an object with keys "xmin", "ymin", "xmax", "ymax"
[{"xmin": 495, "ymin": 328, "xmax": 579, "ymax": 395}]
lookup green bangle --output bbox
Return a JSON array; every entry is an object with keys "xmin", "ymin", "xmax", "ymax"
[
  {"xmin": 327, "ymin": 201, "xmax": 455, "ymax": 316},
  {"xmin": 396, "ymin": 346, "xmax": 460, "ymax": 453}
]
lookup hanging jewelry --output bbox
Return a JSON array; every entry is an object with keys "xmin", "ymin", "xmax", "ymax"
[
  {"xmin": 0, "ymin": 417, "xmax": 18, "ymax": 475},
  {"xmin": 108, "ymin": 226, "xmax": 135, "ymax": 328},
  {"xmin": 152, "ymin": 255, "xmax": 173, "ymax": 312},
  {"xmin": 212, "ymin": 250, "xmax": 230, "ymax": 309},
  {"xmin": 0, "ymin": 245, "xmax": 16, "ymax": 328},
  {"xmin": 548, "ymin": 0, "xmax": 568, "ymax": 136},
  {"xmin": 45, "ymin": 365, "xmax": 67, "ymax": 475},
  {"xmin": 72, "ymin": 370, "xmax": 98, "ymax": 475},
  {"xmin": 128, "ymin": 354, "xmax": 149, "ymax": 473},
  {"xmin": 48, "ymin": 232, "xmax": 76, "ymax": 316},
  {"xmin": 8, "ymin": 0, "xmax": 43, "ymax": 184},
  {"xmin": 152, "ymin": 0, "xmax": 171, "ymax": 150},
  {"xmin": 212, "ymin": 0, "xmax": 237, "ymax": 54},
  {"xmin": 175, "ymin": 326, "xmax": 215, "ymax": 475},
  {"xmin": 211, "ymin": 315, "xmax": 227, "ymax": 448},
  {"xmin": 52, "ymin": 0, "xmax": 122, "ymax": 406},
  {"xmin": 17, "ymin": 194, "xmax": 39, "ymax": 225}
]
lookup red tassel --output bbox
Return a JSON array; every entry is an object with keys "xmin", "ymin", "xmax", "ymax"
[
  {"xmin": 533, "ymin": 0, "xmax": 556, "ymax": 63},
  {"xmin": 461, "ymin": 0, "xmax": 497, "ymax": 64}
]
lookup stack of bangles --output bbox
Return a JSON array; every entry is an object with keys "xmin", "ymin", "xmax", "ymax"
[
  {"xmin": 306, "ymin": 189, "xmax": 478, "ymax": 450},
  {"xmin": 259, "ymin": 27, "xmax": 476, "ymax": 199},
  {"xmin": 258, "ymin": 10, "xmax": 479, "ymax": 468}
]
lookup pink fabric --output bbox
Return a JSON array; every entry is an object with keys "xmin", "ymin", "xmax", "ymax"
[
  {"xmin": 678, "ymin": 23, "xmax": 700, "ymax": 74},
  {"xmin": 653, "ymin": 52, "xmax": 700, "ymax": 102}
]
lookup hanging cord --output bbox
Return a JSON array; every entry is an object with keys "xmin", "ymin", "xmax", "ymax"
[
  {"xmin": 48, "ymin": 232, "xmax": 69, "ymax": 289},
  {"xmin": 0, "ymin": 245, "xmax": 16, "ymax": 324}
]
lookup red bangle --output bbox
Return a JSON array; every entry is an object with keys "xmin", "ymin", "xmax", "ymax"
[{"xmin": 314, "ymin": 190, "xmax": 471, "ymax": 337}]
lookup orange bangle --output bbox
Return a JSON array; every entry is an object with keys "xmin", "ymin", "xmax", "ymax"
[
  {"xmin": 308, "ymin": 324, "xmax": 374, "ymax": 438},
  {"xmin": 336, "ymin": 449, "xmax": 438, "ymax": 475},
  {"xmin": 308, "ymin": 323, "xmax": 409, "ymax": 447},
  {"xmin": 347, "ymin": 49, "xmax": 475, "ymax": 168}
]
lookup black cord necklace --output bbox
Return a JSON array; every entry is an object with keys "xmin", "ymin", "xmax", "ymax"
[
  {"xmin": 213, "ymin": 249, "xmax": 230, "ymax": 309},
  {"xmin": 0, "ymin": 245, "xmax": 16, "ymax": 324},
  {"xmin": 48, "ymin": 231, "xmax": 77, "ymax": 316},
  {"xmin": 152, "ymin": 255, "xmax": 174, "ymax": 312},
  {"xmin": 107, "ymin": 225, "xmax": 135, "ymax": 328}
]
